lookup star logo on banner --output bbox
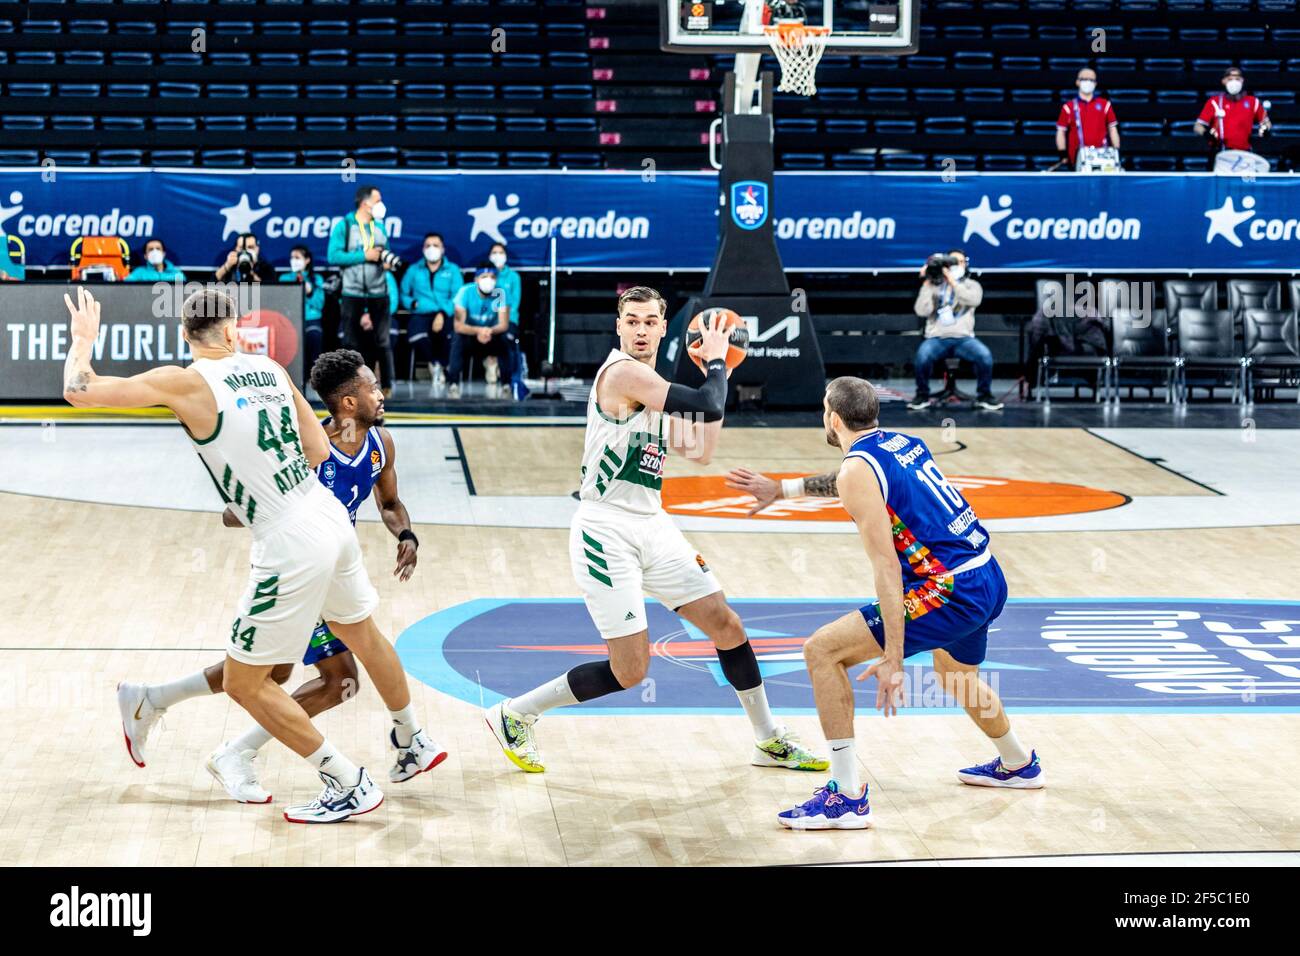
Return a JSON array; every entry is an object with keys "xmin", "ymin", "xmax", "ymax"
[
  {"xmin": 1203, "ymin": 196, "xmax": 1256, "ymax": 248},
  {"xmin": 467, "ymin": 193, "xmax": 521, "ymax": 244},
  {"xmin": 959, "ymin": 194, "xmax": 1014, "ymax": 247},
  {"xmin": 0, "ymin": 190, "xmax": 22, "ymax": 233},
  {"xmin": 219, "ymin": 192, "xmax": 273, "ymax": 240}
]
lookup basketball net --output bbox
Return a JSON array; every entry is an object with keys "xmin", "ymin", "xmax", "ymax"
[{"xmin": 763, "ymin": 21, "xmax": 831, "ymax": 96}]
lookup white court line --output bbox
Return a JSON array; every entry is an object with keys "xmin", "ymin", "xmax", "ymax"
[{"xmin": 3, "ymin": 425, "xmax": 1298, "ymax": 534}]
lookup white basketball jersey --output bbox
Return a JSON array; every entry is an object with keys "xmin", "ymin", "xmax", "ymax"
[
  {"xmin": 577, "ymin": 349, "xmax": 667, "ymax": 517},
  {"xmin": 188, "ymin": 352, "xmax": 319, "ymax": 533}
]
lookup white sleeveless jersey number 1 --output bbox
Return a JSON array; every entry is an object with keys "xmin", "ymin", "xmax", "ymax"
[{"xmin": 915, "ymin": 459, "xmax": 965, "ymax": 514}]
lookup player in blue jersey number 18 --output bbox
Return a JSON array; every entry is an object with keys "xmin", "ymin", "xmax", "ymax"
[{"xmin": 728, "ymin": 377, "xmax": 1044, "ymax": 831}]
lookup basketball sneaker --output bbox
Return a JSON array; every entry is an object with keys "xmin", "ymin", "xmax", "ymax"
[
  {"xmin": 448, "ymin": 382, "xmax": 461, "ymax": 400},
  {"xmin": 389, "ymin": 728, "xmax": 449, "ymax": 783},
  {"xmin": 957, "ymin": 751, "xmax": 1045, "ymax": 789},
  {"xmin": 777, "ymin": 780, "xmax": 872, "ymax": 830},
  {"xmin": 205, "ymin": 742, "xmax": 272, "ymax": 804},
  {"xmin": 907, "ymin": 395, "xmax": 934, "ymax": 411},
  {"xmin": 752, "ymin": 729, "xmax": 830, "ymax": 771},
  {"xmin": 283, "ymin": 768, "xmax": 383, "ymax": 824},
  {"xmin": 485, "ymin": 700, "xmax": 544, "ymax": 773},
  {"xmin": 975, "ymin": 394, "xmax": 1005, "ymax": 411},
  {"xmin": 429, "ymin": 363, "xmax": 446, "ymax": 399},
  {"xmin": 116, "ymin": 681, "xmax": 163, "ymax": 768}
]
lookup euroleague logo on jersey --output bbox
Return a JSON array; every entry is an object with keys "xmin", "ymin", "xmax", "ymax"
[{"xmin": 660, "ymin": 473, "xmax": 1129, "ymax": 522}]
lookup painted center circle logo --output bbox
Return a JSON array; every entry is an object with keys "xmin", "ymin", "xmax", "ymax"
[
  {"xmin": 395, "ymin": 599, "xmax": 1300, "ymax": 715},
  {"xmin": 661, "ymin": 474, "xmax": 1129, "ymax": 521}
]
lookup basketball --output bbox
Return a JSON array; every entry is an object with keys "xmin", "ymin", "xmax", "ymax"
[{"xmin": 685, "ymin": 307, "xmax": 749, "ymax": 373}]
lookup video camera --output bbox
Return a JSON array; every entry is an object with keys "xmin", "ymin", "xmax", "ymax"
[{"xmin": 924, "ymin": 252, "xmax": 960, "ymax": 283}]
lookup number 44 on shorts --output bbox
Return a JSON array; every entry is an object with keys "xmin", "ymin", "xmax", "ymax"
[{"xmin": 230, "ymin": 575, "xmax": 279, "ymax": 652}]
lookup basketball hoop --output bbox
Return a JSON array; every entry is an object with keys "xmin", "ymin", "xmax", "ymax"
[{"xmin": 763, "ymin": 21, "xmax": 831, "ymax": 96}]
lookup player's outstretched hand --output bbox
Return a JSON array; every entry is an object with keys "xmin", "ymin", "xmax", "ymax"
[
  {"xmin": 394, "ymin": 539, "xmax": 417, "ymax": 582},
  {"xmin": 725, "ymin": 467, "xmax": 779, "ymax": 516},
  {"xmin": 859, "ymin": 657, "xmax": 905, "ymax": 717},
  {"xmin": 64, "ymin": 286, "xmax": 102, "ymax": 343}
]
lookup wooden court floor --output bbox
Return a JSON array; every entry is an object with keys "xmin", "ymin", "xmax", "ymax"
[{"xmin": 1, "ymin": 424, "xmax": 1297, "ymax": 866}]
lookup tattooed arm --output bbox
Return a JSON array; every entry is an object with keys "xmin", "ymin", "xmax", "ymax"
[
  {"xmin": 62, "ymin": 287, "xmax": 191, "ymax": 410},
  {"xmin": 724, "ymin": 468, "xmax": 839, "ymax": 516}
]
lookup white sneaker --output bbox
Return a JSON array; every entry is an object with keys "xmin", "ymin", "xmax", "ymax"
[
  {"xmin": 116, "ymin": 681, "xmax": 164, "ymax": 768},
  {"xmin": 485, "ymin": 700, "xmax": 544, "ymax": 773},
  {"xmin": 484, "ymin": 356, "xmax": 499, "ymax": 387},
  {"xmin": 429, "ymin": 364, "xmax": 446, "ymax": 398},
  {"xmin": 389, "ymin": 728, "xmax": 448, "ymax": 783},
  {"xmin": 205, "ymin": 743, "xmax": 272, "ymax": 804},
  {"xmin": 283, "ymin": 768, "xmax": 384, "ymax": 824},
  {"xmin": 448, "ymin": 383, "xmax": 461, "ymax": 400}
]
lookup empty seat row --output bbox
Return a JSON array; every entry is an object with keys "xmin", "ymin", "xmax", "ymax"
[
  {"xmin": 0, "ymin": 20, "xmax": 588, "ymax": 37},
  {"xmin": 0, "ymin": 149, "xmax": 605, "ymax": 169},
  {"xmin": 0, "ymin": 83, "xmax": 598, "ymax": 100},
  {"xmin": 1, "ymin": 114, "xmax": 599, "ymax": 132}
]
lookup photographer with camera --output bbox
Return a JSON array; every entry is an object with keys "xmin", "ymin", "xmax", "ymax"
[
  {"xmin": 909, "ymin": 249, "xmax": 1003, "ymax": 411},
  {"xmin": 214, "ymin": 232, "xmax": 275, "ymax": 284},
  {"xmin": 328, "ymin": 184, "xmax": 401, "ymax": 396}
]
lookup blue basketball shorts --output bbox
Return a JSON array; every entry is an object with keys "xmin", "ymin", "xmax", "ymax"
[
  {"xmin": 859, "ymin": 555, "xmax": 1008, "ymax": 666},
  {"xmin": 302, "ymin": 619, "xmax": 351, "ymax": 666}
]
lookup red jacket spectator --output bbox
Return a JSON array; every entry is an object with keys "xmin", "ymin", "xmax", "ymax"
[
  {"xmin": 1196, "ymin": 67, "xmax": 1271, "ymax": 152},
  {"xmin": 1055, "ymin": 68, "xmax": 1120, "ymax": 166}
]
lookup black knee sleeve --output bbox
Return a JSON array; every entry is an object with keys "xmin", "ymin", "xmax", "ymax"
[
  {"xmin": 717, "ymin": 641, "xmax": 762, "ymax": 692},
  {"xmin": 566, "ymin": 661, "xmax": 626, "ymax": 701}
]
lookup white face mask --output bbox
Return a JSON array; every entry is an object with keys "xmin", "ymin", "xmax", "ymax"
[
  {"xmin": 146, "ymin": 249, "xmax": 165, "ymax": 266},
  {"xmin": 477, "ymin": 278, "xmax": 497, "ymax": 295},
  {"xmin": 1078, "ymin": 79, "xmax": 1096, "ymax": 95},
  {"xmin": 370, "ymin": 201, "xmax": 387, "ymax": 220},
  {"xmin": 489, "ymin": 252, "xmax": 507, "ymax": 269},
  {"xmin": 290, "ymin": 257, "xmax": 306, "ymax": 273},
  {"xmin": 950, "ymin": 264, "xmax": 966, "ymax": 280},
  {"xmin": 1225, "ymin": 79, "xmax": 1244, "ymax": 95},
  {"xmin": 424, "ymin": 246, "xmax": 443, "ymax": 263}
]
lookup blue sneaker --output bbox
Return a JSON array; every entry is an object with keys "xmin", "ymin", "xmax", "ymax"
[
  {"xmin": 777, "ymin": 780, "xmax": 872, "ymax": 830},
  {"xmin": 957, "ymin": 750, "xmax": 1045, "ymax": 789}
]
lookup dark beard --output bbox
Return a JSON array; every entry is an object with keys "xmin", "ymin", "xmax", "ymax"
[{"xmin": 825, "ymin": 427, "xmax": 840, "ymax": 449}]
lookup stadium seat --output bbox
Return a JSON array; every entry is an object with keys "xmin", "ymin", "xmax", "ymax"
[
  {"xmin": 402, "ymin": 151, "xmax": 451, "ymax": 168},
  {"xmin": 302, "ymin": 150, "xmax": 349, "ymax": 167},
  {"xmin": 1227, "ymin": 279, "xmax": 1281, "ymax": 319},
  {"xmin": 51, "ymin": 116, "xmax": 94, "ymax": 130},
  {"xmin": 457, "ymin": 152, "xmax": 503, "ymax": 168},
  {"xmin": 781, "ymin": 153, "xmax": 828, "ymax": 169},
  {"xmin": 97, "ymin": 150, "xmax": 145, "ymax": 166},
  {"xmin": 200, "ymin": 149, "xmax": 248, "ymax": 167},
  {"xmin": 830, "ymin": 153, "xmax": 877, "ymax": 170},
  {"xmin": 44, "ymin": 150, "xmax": 93, "ymax": 166},
  {"xmin": 354, "ymin": 147, "xmax": 400, "ymax": 167},
  {"xmin": 1177, "ymin": 309, "xmax": 1246, "ymax": 403},
  {"xmin": 154, "ymin": 117, "xmax": 198, "ymax": 131},
  {"xmin": 355, "ymin": 116, "xmax": 399, "ymax": 131},
  {"xmin": 148, "ymin": 150, "xmax": 197, "ymax": 167},
  {"xmin": 251, "ymin": 152, "xmax": 300, "ymax": 168},
  {"xmin": 880, "ymin": 153, "xmax": 927, "ymax": 170},
  {"xmin": 1243, "ymin": 310, "xmax": 1300, "ymax": 401},
  {"xmin": 507, "ymin": 152, "xmax": 552, "ymax": 168},
  {"xmin": 304, "ymin": 117, "xmax": 348, "ymax": 131},
  {"xmin": 3, "ymin": 115, "xmax": 45, "ymax": 130}
]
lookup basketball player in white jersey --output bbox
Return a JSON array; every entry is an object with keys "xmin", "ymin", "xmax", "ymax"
[
  {"xmin": 63, "ymin": 287, "xmax": 439, "ymax": 823},
  {"xmin": 486, "ymin": 286, "xmax": 827, "ymax": 773}
]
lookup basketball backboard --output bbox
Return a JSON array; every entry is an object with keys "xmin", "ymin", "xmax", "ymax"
[{"xmin": 660, "ymin": 0, "xmax": 919, "ymax": 56}]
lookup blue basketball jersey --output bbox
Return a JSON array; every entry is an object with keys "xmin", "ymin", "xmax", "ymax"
[
  {"xmin": 843, "ymin": 429, "xmax": 991, "ymax": 580},
  {"xmin": 315, "ymin": 424, "xmax": 386, "ymax": 525}
]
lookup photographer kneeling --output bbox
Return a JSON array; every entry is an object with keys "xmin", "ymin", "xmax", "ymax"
[{"xmin": 909, "ymin": 249, "xmax": 1003, "ymax": 411}]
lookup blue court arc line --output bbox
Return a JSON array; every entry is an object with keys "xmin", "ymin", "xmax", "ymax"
[{"xmin": 395, "ymin": 597, "xmax": 1300, "ymax": 716}]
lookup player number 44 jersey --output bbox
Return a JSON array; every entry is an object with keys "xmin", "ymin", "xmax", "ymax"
[
  {"xmin": 188, "ymin": 352, "xmax": 317, "ymax": 533},
  {"xmin": 577, "ymin": 349, "xmax": 667, "ymax": 517}
]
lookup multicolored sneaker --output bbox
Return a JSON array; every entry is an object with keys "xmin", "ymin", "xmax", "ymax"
[
  {"xmin": 957, "ymin": 750, "xmax": 1045, "ymax": 789},
  {"xmin": 389, "ymin": 728, "xmax": 449, "ymax": 783},
  {"xmin": 485, "ymin": 700, "xmax": 544, "ymax": 773},
  {"xmin": 752, "ymin": 729, "xmax": 830, "ymax": 772},
  {"xmin": 777, "ymin": 780, "xmax": 872, "ymax": 830}
]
